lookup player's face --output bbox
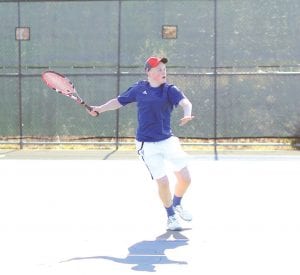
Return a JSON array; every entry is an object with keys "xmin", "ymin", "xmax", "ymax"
[{"xmin": 148, "ymin": 63, "xmax": 167, "ymax": 85}]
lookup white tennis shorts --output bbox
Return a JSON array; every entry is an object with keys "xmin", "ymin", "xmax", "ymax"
[{"xmin": 135, "ymin": 136, "xmax": 188, "ymax": 180}]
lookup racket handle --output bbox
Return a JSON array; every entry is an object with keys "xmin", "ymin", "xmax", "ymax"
[
  {"xmin": 82, "ymin": 103, "xmax": 99, "ymax": 117},
  {"xmin": 83, "ymin": 103, "xmax": 92, "ymax": 111}
]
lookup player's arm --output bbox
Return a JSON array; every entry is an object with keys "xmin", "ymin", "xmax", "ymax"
[
  {"xmin": 87, "ymin": 98, "xmax": 123, "ymax": 116},
  {"xmin": 178, "ymin": 98, "xmax": 194, "ymax": 126}
]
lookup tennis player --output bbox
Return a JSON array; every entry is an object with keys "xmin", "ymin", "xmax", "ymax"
[{"xmin": 89, "ymin": 56, "xmax": 194, "ymax": 231}]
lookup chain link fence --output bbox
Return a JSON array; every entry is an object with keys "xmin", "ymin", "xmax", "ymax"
[{"xmin": 0, "ymin": 0, "xmax": 300, "ymax": 149}]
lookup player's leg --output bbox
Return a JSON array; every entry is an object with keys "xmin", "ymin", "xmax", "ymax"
[
  {"xmin": 156, "ymin": 175, "xmax": 172, "ymax": 208},
  {"xmin": 161, "ymin": 137, "xmax": 192, "ymax": 222},
  {"xmin": 136, "ymin": 140, "xmax": 182, "ymax": 230},
  {"xmin": 156, "ymin": 175, "xmax": 182, "ymax": 231},
  {"xmin": 173, "ymin": 166, "xmax": 192, "ymax": 221},
  {"xmin": 174, "ymin": 166, "xmax": 191, "ymax": 198}
]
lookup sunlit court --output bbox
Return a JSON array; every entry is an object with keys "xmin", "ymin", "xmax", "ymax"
[{"xmin": 0, "ymin": 151, "xmax": 300, "ymax": 275}]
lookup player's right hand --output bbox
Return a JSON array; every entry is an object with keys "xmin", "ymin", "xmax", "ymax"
[{"xmin": 86, "ymin": 107, "xmax": 99, "ymax": 117}]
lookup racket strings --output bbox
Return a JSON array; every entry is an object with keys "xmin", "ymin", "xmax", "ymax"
[
  {"xmin": 41, "ymin": 70, "xmax": 97, "ymax": 115},
  {"xmin": 43, "ymin": 72, "xmax": 75, "ymax": 96}
]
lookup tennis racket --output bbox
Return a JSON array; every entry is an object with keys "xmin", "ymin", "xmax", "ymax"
[{"xmin": 41, "ymin": 71, "xmax": 99, "ymax": 116}]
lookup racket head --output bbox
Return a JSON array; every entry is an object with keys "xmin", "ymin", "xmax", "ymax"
[
  {"xmin": 41, "ymin": 71, "xmax": 75, "ymax": 96},
  {"xmin": 41, "ymin": 70, "xmax": 99, "ymax": 117}
]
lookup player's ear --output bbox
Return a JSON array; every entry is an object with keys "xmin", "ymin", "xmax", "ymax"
[{"xmin": 146, "ymin": 68, "xmax": 153, "ymax": 77}]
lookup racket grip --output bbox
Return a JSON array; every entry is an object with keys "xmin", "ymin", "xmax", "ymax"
[
  {"xmin": 83, "ymin": 103, "xmax": 92, "ymax": 111},
  {"xmin": 84, "ymin": 103, "xmax": 99, "ymax": 117}
]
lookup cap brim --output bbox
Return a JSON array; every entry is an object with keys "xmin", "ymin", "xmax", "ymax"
[{"xmin": 160, "ymin": 57, "xmax": 168, "ymax": 64}]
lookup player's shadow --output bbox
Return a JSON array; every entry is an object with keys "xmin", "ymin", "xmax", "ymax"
[{"xmin": 61, "ymin": 229, "xmax": 190, "ymax": 272}]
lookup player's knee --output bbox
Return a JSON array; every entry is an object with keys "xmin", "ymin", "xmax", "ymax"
[
  {"xmin": 177, "ymin": 167, "xmax": 191, "ymax": 185},
  {"xmin": 156, "ymin": 175, "xmax": 169, "ymax": 185}
]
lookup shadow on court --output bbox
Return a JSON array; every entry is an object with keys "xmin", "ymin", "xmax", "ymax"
[{"xmin": 61, "ymin": 229, "xmax": 191, "ymax": 272}]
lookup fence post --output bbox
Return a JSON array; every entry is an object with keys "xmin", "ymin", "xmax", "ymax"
[
  {"xmin": 213, "ymin": 0, "xmax": 218, "ymax": 160},
  {"xmin": 115, "ymin": 0, "xmax": 122, "ymax": 150},
  {"xmin": 17, "ymin": 1, "xmax": 23, "ymax": 149}
]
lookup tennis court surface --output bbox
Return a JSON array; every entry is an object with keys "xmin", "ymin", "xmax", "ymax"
[{"xmin": 1, "ymin": 150, "xmax": 300, "ymax": 275}]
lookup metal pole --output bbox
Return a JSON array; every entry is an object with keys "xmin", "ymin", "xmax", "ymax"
[
  {"xmin": 213, "ymin": 0, "xmax": 218, "ymax": 160},
  {"xmin": 17, "ymin": 1, "xmax": 23, "ymax": 149},
  {"xmin": 115, "ymin": 0, "xmax": 122, "ymax": 150}
]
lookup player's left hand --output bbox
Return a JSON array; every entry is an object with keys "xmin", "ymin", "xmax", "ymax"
[{"xmin": 179, "ymin": 116, "xmax": 194, "ymax": 126}]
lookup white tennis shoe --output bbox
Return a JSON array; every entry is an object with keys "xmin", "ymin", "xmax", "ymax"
[
  {"xmin": 174, "ymin": 205, "xmax": 192, "ymax": 221},
  {"xmin": 167, "ymin": 214, "xmax": 182, "ymax": 231}
]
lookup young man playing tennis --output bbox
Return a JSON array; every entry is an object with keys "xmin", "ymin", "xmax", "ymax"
[{"xmin": 89, "ymin": 56, "xmax": 194, "ymax": 231}]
